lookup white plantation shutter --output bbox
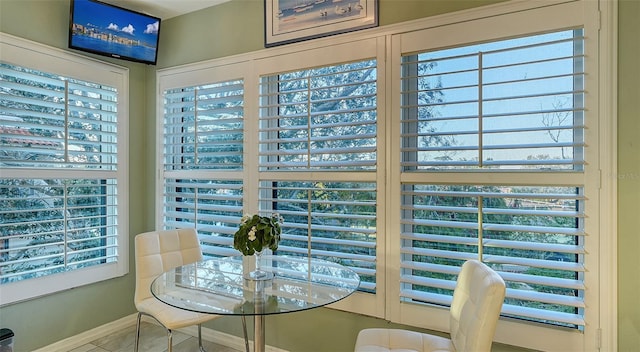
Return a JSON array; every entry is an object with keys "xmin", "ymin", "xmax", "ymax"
[
  {"xmin": 259, "ymin": 180, "xmax": 377, "ymax": 292},
  {"xmin": 1, "ymin": 65, "xmax": 118, "ymax": 169},
  {"xmin": 0, "ymin": 34, "xmax": 128, "ymax": 304},
  {"xmin": 259, "ymin": 60, "xmax": 377, "ymax": 170},
  {"xmin": 164, "ymin": 80, "xmax": 244, "ymax": 170},
  {"xmin": 400, "ymin": 184, "xmax": 585, "ymax": 326},
  {"xmin": 399, "ymin": 29, "xmax": 588, "ymax": 328},
  {"xmin": 163, "ymin": 178, "xmax": 243, "ymax": 257},
  {"xmin": 401, "ymin": 30, "xmax": 585, "ymax": 170},
  {"xmin": 0, "ymin": 68, "xmax": 120, "ymax": 275},
  {"xmin": 162, "ymin": 79, "xmax": 245, "ymax": 256},
  {"xmin": 1, "ymin": 179, "xmax": 119, "ymax": 280},
  {"xmin": 257, "ymin": 59, "xmax": 378, "ymax": 291}
]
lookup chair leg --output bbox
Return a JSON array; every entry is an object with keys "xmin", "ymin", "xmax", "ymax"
[
  {"xmin": 241, "ymin": 316, "xmax": 250, "ymax": 352},
  {"xmin": 167, "ymin": 328, "xmax": 173, "ymax": 352},
  {"xmin": 134, "ymin": 312, "xmax": 142, "ymax": 352},
  {"xmin": 198, "ymin": 324, "xmax": 206, "ymax": 352}
]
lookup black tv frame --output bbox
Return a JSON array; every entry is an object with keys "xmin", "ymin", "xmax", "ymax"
[{"xmin": 68, "ymin": 0, "xmax": 161, "ymax": 65}]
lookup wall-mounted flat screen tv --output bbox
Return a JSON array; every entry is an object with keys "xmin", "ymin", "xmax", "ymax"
[{"xmin": 69, "ymin": 0, "xmax": 161, "ymax": 65}]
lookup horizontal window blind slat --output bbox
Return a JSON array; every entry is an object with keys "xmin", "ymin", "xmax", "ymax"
[
  {"xmin": 281, "ymin": 233, "xmax": 376, "ymax": 249},
  {"xmin": 403, "ymin": 188, "xmax": 584, "ymax": 200},
  {"xmin": 399, "ymin": 137, "xmax": 582, "ymax": 151},
  {"xmin": 260, "ymin": 132, "xmax": 376, "ymax": 144},
  {"xmin": 1, "ymin": 64, "xmax": 66, "ymax": 85},
  {"xmin": 1, "ymin": 240, "xmax": 65, "ymax": 254},
  {"xmin": 259, "ymin": 145, "xmax": 377, "ymax": 156},
  {"xmin": 401, "ymin": 260, "xmax": 461, "ymax": 276},
  {"xmin": 403, "ymin": 218, "xmax": 478, "ymax": 230},
  {"xmin": 402, "ymin": 273, "xmax": 457, "ymax": 292},
  {"xmin": 275, "ymin": 210, "xmax": 377, "ymax": 222},
  {"xmin": 260, "ymin": 160, "xmax": 377, "ymax": 168},
  {"xmin": 1, "ymin": 262, "xmax": 66, "ymax": 280},
  {"xmin": 505, "ymin": 288, "xmax": 584, "ymax": 308},
  {"xmin": 260, "ymin": 104, "xmax": 377, "ymax": 119},
  {"xmin": 499, "ymin": 271, "xmax": 584, "ymax": 290},
  {"xmin": 400, "ymin": 289, "xmax": 452, "ymax": 307},
  {"xmin": 277, "ymin": 246, "xmax": 373, "ymax": 262},
  {"xmin": 482, "ymin": 223, "xmax": 583, "ymax": 236},
  {"xmin": 199, "ymin": 235, "xmax": 234, "ymax": 246},
  {"xmin": 483, "ymin": 238, "xmax": 583, "ymax": 254},
  {"xmin": 164, "ymin": 179, "xmax": 243, "ymax": 189},
  {"xmin": 196, "ymin": 83, "xmax": 244, "ymax": 96},
  {"xmin": 405, "ymin": 204, "xmax": 582, "ymax": 218},
  {"xmin": 402, "ymin": 160, "xmax": 585, "ymax": 168},
  {"xmin": 483, "ymin": 255, "xmax": 584, "ymax": 272},
  {"xmin": 0, "ymin": 80, "xmax": 66, "ymax": 100},
  {"xmin": 501, "ymin": 304, "xmax": 584, "ymax": 326},
  {"xmin": 401, "ymin": 247, "xmax": 477, "ymax": 262}
]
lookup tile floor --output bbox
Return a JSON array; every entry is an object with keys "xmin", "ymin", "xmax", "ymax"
[{"xmin": 67, "ymin": 321, "xmax": 241, "ymax": 352}]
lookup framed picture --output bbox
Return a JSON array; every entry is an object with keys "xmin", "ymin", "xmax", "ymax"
[{"xmin": 264, "ymin": 0, "xmax": 378, "ymax": 47}]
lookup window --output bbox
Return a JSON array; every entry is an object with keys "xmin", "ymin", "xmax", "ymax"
[
  {"xmin": 159, "ymin": 40, "xmax": 384, "ymax": 316},
  {"xmin": 258, "ymin": 180, "xmax": 377, "ymax": 291},
  {"xmin": 258, "ymin": 60, "xmax": 377, "ymax": 171},
  {"xmin": 0, "ymin": 34, "xmax": 129, "ymax": 305},
  {"xmin": 399, "ymin": 29, "xmax": 586, "ymax": 327},
  {"xmin": 157, "ymin": 1, "xmax": 613, "ymax": 350},
  {"xmin": 400, "ymin": 30, "xmax": 585, "ymax": 171},
  {"xmin": 389, "ymin": 2, "xmax": 605, "ymax": 350},
  {"xmin": 161, "ymin": 71, "xmax": 246, "ymax": 257},
  {"xmin": 399, "ymin": 184, "xmax": 585, "ymax": 326},
  {"xmin": 257, "ymin": 59, "xmax": 378, "ymax": 292}
]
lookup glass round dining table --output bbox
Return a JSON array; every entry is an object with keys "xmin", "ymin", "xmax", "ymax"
[{"xmin": 151, "ymin": 255, "xmax": 360, "ymax": 352}]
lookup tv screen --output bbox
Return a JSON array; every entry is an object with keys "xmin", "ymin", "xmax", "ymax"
[{"xmin": 69, "ymin": 0, "xmax": 161, "ymax": 65}]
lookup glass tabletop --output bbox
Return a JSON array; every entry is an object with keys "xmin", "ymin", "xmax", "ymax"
[{"xmin": 150, "ymin": 255, "xmax": 361, "ymax": 316}]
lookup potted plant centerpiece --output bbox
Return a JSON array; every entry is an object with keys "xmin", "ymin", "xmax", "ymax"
[{"xmin": 234, "ymin": 213, "xmax": 283, "ymax": 280}]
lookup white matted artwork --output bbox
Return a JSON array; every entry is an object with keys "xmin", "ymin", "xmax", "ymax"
[{"xmin": 265, "ymin": 0, "xmax": 378, "ymax": 47}]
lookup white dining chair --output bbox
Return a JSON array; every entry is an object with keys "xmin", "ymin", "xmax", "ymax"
[
  {"xmin": 354, "ymin": 260, "xmax": 506, "ymax": 352},
  {"xmin": 134, "ymin": 228, "xmax": 249, "ymax": 352}
]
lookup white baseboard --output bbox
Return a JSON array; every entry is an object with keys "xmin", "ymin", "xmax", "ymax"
[
  {"xmin": 32, "ymin": 314, "xmax": 138, "ymax": 352},
  {"xmin": 33, "ymin": 313, "xmax": 289, "ymax": 352}
]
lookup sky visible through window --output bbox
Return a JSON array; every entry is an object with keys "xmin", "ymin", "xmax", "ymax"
[{"xmin": 415, "ymin": 30, "xmax": 582, "ymax": 165}]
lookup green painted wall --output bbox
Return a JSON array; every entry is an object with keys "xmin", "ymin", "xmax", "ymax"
[
  {"xmin": 155, "ymin": 0, "xmax": 505, "ymax": 68},
  {"xmin": 617, "ymin": 0, "xmax": 640, "ymax": 350},
  {"xmin": 0, "ymin": 0, "xmax": 152, "ymax": 350},
  {"xmin": 0, "ymin": 0, "xmax": 638, "ymax": 351}
]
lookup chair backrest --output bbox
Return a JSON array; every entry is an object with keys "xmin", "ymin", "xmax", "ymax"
[
  {"xmin": 134, "ymin": 228, "xmax": 204, "ymax": 306},
  {"xmin": 449, "ymin": 260, "xmax": 506, "ymax": 352}
]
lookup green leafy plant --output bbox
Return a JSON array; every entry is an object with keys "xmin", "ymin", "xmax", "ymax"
[{"xmin": 233, "ymin": 213, "xmax": 283, "ymax": 255}]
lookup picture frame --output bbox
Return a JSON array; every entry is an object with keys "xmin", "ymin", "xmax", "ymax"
[{"xmin": 264, "ymin": 0, "xmax": 378, "ymax": 47}]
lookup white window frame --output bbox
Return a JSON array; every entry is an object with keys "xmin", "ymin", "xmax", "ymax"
[
  {"xmin": 156, "ymin": 1, "xmax": 617, "ymax": 350},
  {"xmin": 157, "ymin": 40, "xmax": 386, "ymax": 318},
  {"xmin": 252, "ymin": 39, "xmax": 386, "ymax": 317},
  {"xmin": 156, "ymin": 60, "xmax": 254, "ymax": 258},
  {"xmin": 0, "ymin": 33, "xmax": 130, "ymax": 305},
  {"xmin": 387, "ymin": 1, "xmax": 616, "ymax": 350}
]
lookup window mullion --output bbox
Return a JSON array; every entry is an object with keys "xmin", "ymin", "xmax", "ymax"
[
  {"xmin": 478, "ymin": 52, "xmax": 483, "ymax": 168},
  {"xmin": 64, "ymin": 79, "xmax": 70, "ymax": 163}
]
